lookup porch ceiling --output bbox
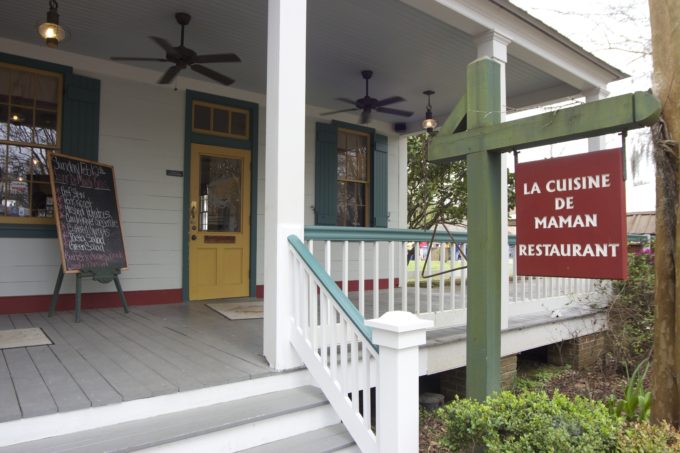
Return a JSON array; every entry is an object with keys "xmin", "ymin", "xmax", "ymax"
[{"xmin": 1, "ymin": 0, "xmax": 624, "ymax": 129}]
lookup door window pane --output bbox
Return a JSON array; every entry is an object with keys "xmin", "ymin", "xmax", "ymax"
[
  {"xmin": 193, "ymin": 104, "xmax": 211, "ymax": 130},
  {"xmin": 198, "ymin": 155, "xmax": 242, "ymax": 232}
]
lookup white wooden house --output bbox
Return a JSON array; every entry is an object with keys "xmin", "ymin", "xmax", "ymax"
[{"xmin": 0, "ymin": 1, "xmax": 624, "ymax": 451}]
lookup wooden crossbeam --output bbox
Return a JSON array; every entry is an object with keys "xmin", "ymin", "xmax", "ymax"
[{"xmin": 429, "ymin": 91, "xmax": 660, "ymax": 163}]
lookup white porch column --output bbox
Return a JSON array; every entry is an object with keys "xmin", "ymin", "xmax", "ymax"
[
  {"xmin": 584, "ymin": 87, "xmax": 610, "ymax": 151},
  {"xmin": 366, "ymin": 312, "xmax": 433, "ymax": 453},
  {"xmin": 475, "ymin": 30, "xmax": 511, "ymax": 329},
  {"xmin": 263, "ymin": 0, "xmax": 307, "ymax": 370}
]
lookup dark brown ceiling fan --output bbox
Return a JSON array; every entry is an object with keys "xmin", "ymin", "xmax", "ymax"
[
  {"xmin": 322, "ymin": 70, "xmax": 413, "ymax": 124},
  {"xmin": 110, "ymin": 12, "xmax": 241, "ymax": 86}
]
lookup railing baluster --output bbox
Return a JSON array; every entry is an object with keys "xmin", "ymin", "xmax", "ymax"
[
  {"xmin": 426, "ymin": 248, "xmax": 432, "ymax": 314},
  {"xmin": 401, "ymin": 241, "xmax": 407, "ymax": 311},
  {"xmin": 415, "ymin": 243, "xmax": 421, "ymax": 314},
  {"xmin": 329, "ymin": 304, "xmax": 338, "ymax": 380},
  {"xmin": 339, "ymin": 318, "xmax": 348, "ymax": 394},
  {"xmin": 351, "ymin": 329, "xmax": 359, "ymax": 411},
  {"xmin": 359, "ymin": 241, "xmax": 365, "ymax": 317},
  {"xmin": 439, "ymin": 242, "xmax": 445, "ymax": 313},
  {"xmin": 343, "ymin": 240, "xmax": 349, "ymax": 296},
  {"xmin": 308, "ymin": 239, "xmax": 314, "ymax": 254},
  {"xmin": 512, "ymin": 249, "xmax": 518, "ymax": 303},
  {"xmin": 325, "ymin": 240, "xmax": 331, "ymax": 275},
  {"xmin": 373, "ymin": 242, "xmax": 379, "ymax": 319},
  {"xmin": 310, "ymin": 275, "xmax": 318, "ymax": 352},
  {"xmin": 319, "ymin": 293, "xmax": 328, "ymax": 368},
  {"xmin": 449, "ymin": 242, "xmax": 455, "ymax": 310},
  {"xmin": 362, "ymin": 342, "xmax": 372, "ymax": 430},
  {"xmin": 461, "ymin": 243, "xmax": 467, "ymax": 309},
  {"xmin": 388, "ymin": 241, "xmax": 395, "ymax": 312}
]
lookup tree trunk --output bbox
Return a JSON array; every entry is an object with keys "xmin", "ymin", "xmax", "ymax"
[{"xmin": 649, "ymin": 0, "xmax": 680, "ymax": 425}]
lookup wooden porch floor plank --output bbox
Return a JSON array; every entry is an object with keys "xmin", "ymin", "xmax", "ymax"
[
  {"xmin": 0, "ymin": 352, "xmax": 21, "ymax": 422},
  {"xmin": 82, "ymin": 310, "xmax": 205, "ymax": 391},
  {"xmin": 3, "ymin": 348, "xmax": 57, "ymax": 418},
  {"xmin": 44, "ymin": 312, "xmax": 152, "ymax": 402},
  {"xmin": 0, "ymin": 315, "xmax": 13, "ymax": 330},
  {"xmin": 25, "ymin": 313, "xmax": 122, "ymax": 407},
  {"xmin": 64, "ymin": 311, "xmax": 179, "ymax": 397},
  {"xmin": 26, "ymin": 346, "xmax": 91, "ymax": 413},
  {"xmin": 77, "ymin": 310, "xmax": 202, "ymax": 393},
  {"xmin": 89, "ymin": 309, "xmax": 237, "ymax": 387},
  {"xmin": 104, "ymin": 307, "xmax": 265, "ymax": 378},
  {"xmin": 8, "ymin": 314, "xmax": 32, "ymax": 329},
  {"xmin": 133, "ymin": 303, "xmax": 268, "ymax": 372}
]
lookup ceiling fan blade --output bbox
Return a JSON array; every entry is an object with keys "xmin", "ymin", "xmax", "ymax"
[
  {"xmin": 191, "ymin": 64, "xmax": 235, "ymax": 86},
  {"xmin": 336, "ymin": 97, "xmax": 358, "ymax": 106},
  {"xmin": 110, "ymin": 57, "xmax": 168, "ymax": 62},
  {"xmin": 374, "ymin": 96, "xmax": 405, "ymax": 108},
  {"xmin": 158, "ymin": 65, "xmax": 182, "ymax": 84},
  {"xmin": 193, "ymin": 53, "xmax": 241, "ymax": 64},
  {"xmin": 360, "ymin": 110, "xmax": 371, "ymax": 124},
  {"xmin": 149, "ymin": 36, "xmax": 179, "ymax": 57},
  {"xmin": 321, "ymin": 107, "xmax": 359, "ymax": 116},
  {"xmin": 376, "ymin": 107, "xmax": 414, "ymax": 117}
]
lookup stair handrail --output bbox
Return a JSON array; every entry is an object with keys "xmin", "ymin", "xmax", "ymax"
[{"xmin": 288, "ymin": 234, "xmax": 379, "ymax": 453}]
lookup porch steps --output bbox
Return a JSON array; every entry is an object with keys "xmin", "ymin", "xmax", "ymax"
[
  {"xmin": 241, "ymin": 424, "xmax": 359, "ymax": 453},
  {"xmin": 0, "ymin": 385, "xmax": 354, "ymax": 452}
]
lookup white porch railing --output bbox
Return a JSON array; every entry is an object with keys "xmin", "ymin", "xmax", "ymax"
[
  {"xmin": 304, "ymin": 226, "xmax": 600, "ymax": 327},
  {"xmin": 288, "ymin": 235, "xmax": 430, "ymax": 453}
]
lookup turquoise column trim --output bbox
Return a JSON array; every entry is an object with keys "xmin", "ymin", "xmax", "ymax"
[
  {"xmin": 182, "ymin": 90, "xmax": 260, "ymax": 301},
  {"xmin": 288, "ymin": 235, "xmax": 376, "ymax": 349}
]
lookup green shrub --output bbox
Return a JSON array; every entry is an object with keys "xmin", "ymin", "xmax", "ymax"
[
  {"xmin": 439, "ymin": 390, "xmax": 621, "ymax": 452},
  {"xmin": 617, "ymin": 421, "xmax": 680, "ymax": 452},
  {"xmin": 607, "ymin": 251, "xmax": 655, "ymax": 368}
]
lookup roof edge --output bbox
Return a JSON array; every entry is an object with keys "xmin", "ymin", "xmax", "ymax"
[{"xmin": 492, "ymin": 0, "xmax": 629, "ymax": 80}]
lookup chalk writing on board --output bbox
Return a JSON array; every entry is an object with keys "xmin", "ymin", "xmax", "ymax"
[{"xmin": 49, "ymin": 154, "xmax": 127, "ymax": 273}]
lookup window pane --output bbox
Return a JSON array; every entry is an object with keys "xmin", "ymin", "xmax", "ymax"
[
  {"xmin": 198, "ymin": 155, "xmax": 242, "ymax": 232},
  {"xmin": 0, "ymin": 104, "xmax": 7, "ymax": 141},
  {"xmin": 35, "ymin": 110, "xmax": 57, "ymax": 145},
  {"xmin": 231, "ymin": 111, "xmax": 247, "ymax": 136},
  {"xmin": 0, "ymin": 67, "xmax": 9, "ymax": 102},
  {"xmin": 213, "ymin": 108, "xmax": 228, "ymax": 133},
  {"xmin": 337, "ymin": 150, "xmax": 346, "ymax": 178},
  {"xmin": 193, "ymin": 104, "xmax": 211, "ymax": 130},
  {"xmin": 8, "ymin": 107, "xmax": 33, "ymax": 143},
  {"xmin": 29, "ymin": 149, "xmax": 49, "ymax": 176},
  {"xmin": 34, "ymin": 75, "xmax": 58, "ymax": 110},
  {"xmin": 10, "ymin": 71, "xmax": 33, "ymax": 107},
  {"xmin": 6, "ymin": 148, "xmax": 29, "ymax": 215}
]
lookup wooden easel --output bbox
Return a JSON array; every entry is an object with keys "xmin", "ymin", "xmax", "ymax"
[{"xmin": 49, "ymin": 267, "xmax": 129, "ymax": 323}]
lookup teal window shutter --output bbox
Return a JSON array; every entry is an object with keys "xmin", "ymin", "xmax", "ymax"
[
  {"xmin": 372, "ymin": 134, "xmax": 388, "ymax": 227},
  {"xmin": 315, "ymin": 122, "xmax": 338, "ymax": 225},
  {"xmin": 61, "ymin": 74, "xmax": 101, "ymax": 161}
]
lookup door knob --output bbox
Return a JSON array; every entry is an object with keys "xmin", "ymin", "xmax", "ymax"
[{"xmin": 191, "ymin": 235, "xmax": 197, "ymax": 241}]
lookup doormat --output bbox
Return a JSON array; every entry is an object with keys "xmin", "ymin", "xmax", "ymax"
[
  {"xmin": 207, "ymin": 301, "xmax": 264, "ymax": 320},
  {"xmin": 0, "ymin": 328, "xmax": 52, "ymax": 350}
]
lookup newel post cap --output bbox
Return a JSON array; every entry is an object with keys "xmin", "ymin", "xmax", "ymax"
[{"xmin": 366, "ymin": 311, "xmax": 433, "ymax": 349}]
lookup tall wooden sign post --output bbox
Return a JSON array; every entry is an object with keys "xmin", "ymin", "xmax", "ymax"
[{"xmin": 428, "ymin": 58, "xmax": 661, "ymax": 401}]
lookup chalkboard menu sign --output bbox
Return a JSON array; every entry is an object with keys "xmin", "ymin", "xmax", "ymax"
[{"xmin": 48, "ymin": 154, "xmax": 127, "ymax": 273}]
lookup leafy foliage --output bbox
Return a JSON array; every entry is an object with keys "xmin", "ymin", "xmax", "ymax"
[
  {"xmin": 617, "ymin": 421, "xmax": 680, "ymax": 452},
  {"xmin": 606, "ymin": 359, "xmax": 652, "ymax": 422},
  {"xmin": 439, "ymin": 390, "xmax": 620, "ymax": 452},
  {"xmin": 606, "ymin": 250, "xmax": 655, "ymax": 368},
  {"xmin": 407, "ymin": 133, "xmax": 515, "ymax": 230}
]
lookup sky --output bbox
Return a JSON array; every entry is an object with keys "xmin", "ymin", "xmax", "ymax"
[{"xmin": 508, "ymin": 0, "xmax": 654, "ymax": 213}]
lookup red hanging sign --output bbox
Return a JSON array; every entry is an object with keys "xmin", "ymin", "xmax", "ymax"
[{"xmin": 515, "ymin": 149, "xmax": 627, "ymax": 279}]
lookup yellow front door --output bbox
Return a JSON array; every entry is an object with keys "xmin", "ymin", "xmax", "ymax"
[{"xmin": 189, "ymin": 144, "xmax": 250, "ymax": 300}]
